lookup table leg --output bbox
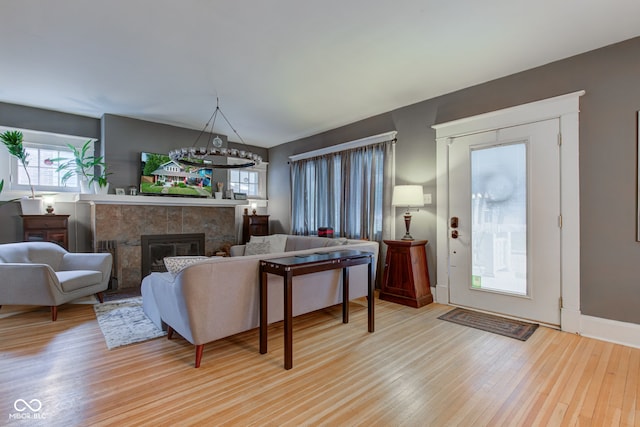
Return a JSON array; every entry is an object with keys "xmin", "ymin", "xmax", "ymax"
[
  {"xmin": 368, "ymin": 257, "xmax": 374, "ymax": 332},
  {"xmin": 342, "ymin": 267, "xmax": 349, "ymax": 323},
  {"xmin": 284, "ymin": 270, "xmax": 293, "ymax": 370},
  {"xmin": 259, "ymin": 267, "xmax": 268, "ymax": 354}
]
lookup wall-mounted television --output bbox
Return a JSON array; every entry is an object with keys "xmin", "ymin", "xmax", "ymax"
[{"xmin": 139, "ymin": 152, "xmax": 213, "ymax": 197}]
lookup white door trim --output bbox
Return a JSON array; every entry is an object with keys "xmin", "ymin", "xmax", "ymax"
[{"xmin": 433, "ymin": 91, "xmax": 585, "ymax": 332}]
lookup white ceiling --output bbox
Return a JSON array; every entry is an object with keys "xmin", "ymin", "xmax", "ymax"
[{"xmin": 2, "ymin": 1, "xmax": 640, "ymax": 148}]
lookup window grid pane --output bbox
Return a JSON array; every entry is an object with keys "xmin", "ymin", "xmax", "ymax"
[
  {"xmin": 15, "ymin": 144, "xmax": 79, "ymax": 191},
  {"xmin": 228, "ymin": 170, "xmax": 259, "ymax": 196}
]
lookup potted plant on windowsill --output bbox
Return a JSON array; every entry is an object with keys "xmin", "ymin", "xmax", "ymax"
[
  {"xmin": 91, "ymin": 166, "xmax": 111, "ymax": 195},
  {"xmin": 54, "ymin": 140, "xmax": 106, "ymax": 194},
  {"xmin": 0, "ymin": 130, "xmax": 43, "ymax": 214}
]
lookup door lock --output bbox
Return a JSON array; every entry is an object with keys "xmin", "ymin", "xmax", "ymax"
[
  {"xmin": 450, "ymin": 217, "xmax": 459, "ymax": 228},
  {"xmin": 451, "ymin": 230, "xmax": 459, "ymax": 239}
]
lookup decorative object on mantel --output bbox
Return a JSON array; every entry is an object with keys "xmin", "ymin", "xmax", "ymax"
[
  {"xmin": 215, "ymin": 182, "xmax": 224, "ymax": 199},
  {"xmin": 392, "ymin": 185, "xmax": 424, "ymax": 240},
  {"xmin": 92, "ymin": 165, "xmax": 111, "ymax": 194},
  {"xmin": 0, "ymin": 130, "xmax": 43, "ymax": 214},
  {"xmin": 169, "ymin": 97, "xmax": 262, "ymax": 170}
]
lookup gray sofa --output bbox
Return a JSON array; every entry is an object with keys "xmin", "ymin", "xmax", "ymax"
[
  {"xmin": 0, "ymin": 242, "xmax": 112, "ymax": 320},
  {"xmin": 141, "ymin": 234, "xmax": 378, "ymax": 367}
]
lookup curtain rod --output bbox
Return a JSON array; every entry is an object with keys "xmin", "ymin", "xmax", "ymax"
[{"xmin": 289, "ymin": 131, "xmax": 397, "ymax": 162}]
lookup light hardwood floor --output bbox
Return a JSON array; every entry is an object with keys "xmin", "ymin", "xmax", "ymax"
[{"xmin": 0, "ymin": 298, "xmax": 638, "ymax": 426}]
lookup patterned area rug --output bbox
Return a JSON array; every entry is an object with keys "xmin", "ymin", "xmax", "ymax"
[
  {"xmin": 438, "ymin": 307, "xmax": 539, "ymax": 341},
  {"xmin": 93, "ymin": 297, "xmax": 166, "ymax": 350}
]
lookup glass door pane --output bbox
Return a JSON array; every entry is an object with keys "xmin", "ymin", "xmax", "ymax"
[{"xmin": 470, "ymin": 142, "xmax": 527, "ymax": 295}]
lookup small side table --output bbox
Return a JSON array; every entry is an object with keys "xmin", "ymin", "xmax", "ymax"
[
  {"xmin": 242, "ymin": 214, "xmax": 269, "ymax": 244},
  {"xmin": 21, "ymin": 214, "xmax": 70, "ymax": 250},
  {"xmin": 380, "ymin": 239, "xmax": 433, "ymax": 308}
]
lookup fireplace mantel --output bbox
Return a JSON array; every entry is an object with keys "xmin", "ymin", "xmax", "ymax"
[{"xmin": 76, "ymin": 194, "xmax": 246, "ymax": 207}]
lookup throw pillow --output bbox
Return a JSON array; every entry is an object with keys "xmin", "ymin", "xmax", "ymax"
[
  {"xmin": 164, "ymin": 256, "xmax": 209, "ymax": 275},
  {"xmin": 244, "ymin": 241, "xmax": 271, "ymax": 255},
  {"xmin": 249, "ymin": 234, "xmax": 287, "ymax": 253}
]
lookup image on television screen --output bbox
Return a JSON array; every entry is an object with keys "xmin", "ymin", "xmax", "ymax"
[{"xmin": 139, "ymin": 152, "xmax": 212, "ymax": 197}]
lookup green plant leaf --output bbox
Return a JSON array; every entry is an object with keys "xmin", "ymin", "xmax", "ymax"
[
  {"xmin": 51, "ymin": 140, "xmax": 107, "ymax": 184},
  {"xmin": 0, "ymin": 130, "xmax": 35, "ymax": 198}
]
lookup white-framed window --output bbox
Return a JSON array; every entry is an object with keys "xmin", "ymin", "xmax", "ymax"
[
  {"xmin": 227, "ymin": 157, "xmax": 267, "ymax": 198},
  {"xmin": 1, "ymin": 126, "xmax": 96, "ymax": 195},
  {"xmin": 229, "ymin": 169, "xmax": 259, "ymax": 196},
  {"xmin": 11, "ymin": 142, "xmax": 79, "ymax": 192}
]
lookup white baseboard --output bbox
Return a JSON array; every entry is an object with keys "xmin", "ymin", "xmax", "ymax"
[{"xmin": 578, "ymin": 314, "xmax": 640, "ymax": 349}]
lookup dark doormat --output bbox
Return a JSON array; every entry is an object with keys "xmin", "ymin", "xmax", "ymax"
[{"xmin": 438, "ymin": 307, "xmax": 539, "ymax": 341}]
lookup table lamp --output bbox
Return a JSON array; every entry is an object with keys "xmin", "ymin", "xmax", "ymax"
[{"xmin": 392, "ymin": 185, "xmax": 424, "ymax": 240}]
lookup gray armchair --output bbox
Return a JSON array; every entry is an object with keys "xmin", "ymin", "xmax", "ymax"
[{"xmin": 0, "ymin": 242, "xmax": 112, "ymax": 320}]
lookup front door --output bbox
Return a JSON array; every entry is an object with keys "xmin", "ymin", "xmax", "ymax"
[{"xmin": 448, "ymin": 119, "xmax": 561, "ymax": 325}]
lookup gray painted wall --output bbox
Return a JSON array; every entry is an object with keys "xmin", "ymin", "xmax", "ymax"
[
  {"xmin": 268, "ymin": 36, "xmax": 640, "ymax": 325},
  {"xmin": 0, "ymin": 102, "xmax": 100, "ymax": 138}
]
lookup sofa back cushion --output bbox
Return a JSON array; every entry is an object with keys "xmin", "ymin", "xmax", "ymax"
[
  {"xmin": 284, "ymin": 235, "xmax": 348, "ymax": 251},
  {"xmin": 0, "ymin": 242, "xmax": 66, "ymax": 270}
]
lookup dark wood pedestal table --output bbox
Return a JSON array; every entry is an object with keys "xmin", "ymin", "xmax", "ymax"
[
  {"xmin": 259, "ymin": 250, "xmax": 374, "ymax": 370},
  {"xmin": 380, "ymin": 239, "xmax": 433, "ymax": 308}
]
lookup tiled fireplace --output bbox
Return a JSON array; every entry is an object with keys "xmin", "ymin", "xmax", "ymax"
[{"xmin": 91, "ymin": 203, "xmax": 236, "ymax": 289}]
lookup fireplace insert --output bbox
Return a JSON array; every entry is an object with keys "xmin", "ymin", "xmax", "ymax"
[{"xmin": 141, "ymin": 233, "xmax": 205, "ymax": 278}]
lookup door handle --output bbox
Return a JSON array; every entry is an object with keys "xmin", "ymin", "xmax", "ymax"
[{"xmin": 451, "ymin": 230, "xmax": 459, "ymax": 239}]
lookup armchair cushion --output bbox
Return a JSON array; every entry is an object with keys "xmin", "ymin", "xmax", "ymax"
[{"xmin": 57, "ymin": 270, "xmax": 104, "ymax": 292}]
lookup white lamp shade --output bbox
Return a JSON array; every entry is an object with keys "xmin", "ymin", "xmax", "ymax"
[{"xmin": 392, "ymin": 185, "xmax": 424, "ymax": 207}]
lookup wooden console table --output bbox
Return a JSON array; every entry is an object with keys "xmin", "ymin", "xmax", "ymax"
[
  {"xmin": 259, "ymin": 250, "xmax": 374, "ymax": 370},
  {"xmin": 380, "ymin": 239, "xmax": 433, "ymax": 308}
]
